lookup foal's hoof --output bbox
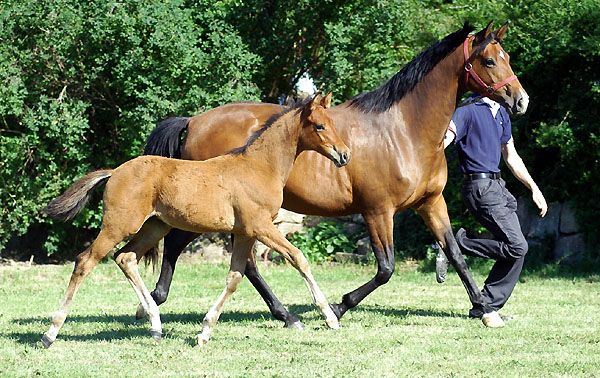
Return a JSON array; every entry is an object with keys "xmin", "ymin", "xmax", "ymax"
[
  {"xmin": 136, "ymin": 303, "xmax": 148, "ymax": 320},
  {"xmin": 41, "ymin": 333, "xmax": 55, "ymax": 349},
  {"xmin": 482, "ymin": 311, "xmax": 505, "ymax": 328},
  {"xmin": 150, "ymin": 329, "xmax": 163, "ymax": 342},
  {"xmin": 325, "ymin": 319, "xmax": 340, "ymax": 330},
  {"xmin": 195, "ymin": 334, "xmax": 209, "ymax": 347}
]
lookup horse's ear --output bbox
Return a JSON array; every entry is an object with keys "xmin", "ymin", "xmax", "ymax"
[
  {"xmin": 474, "ymin": 21, "xmax": 494, "ymax": 44},
  {"xmin": 321, "ymin": 92, "xmax": 332, "ymax": 109},
  {"xmin": 494, "ymin": 22, "xmax": 509, "ymax": 42},
  {"xmin": 310, "ymin": 93, "xmax": 322, "ymax": 111}
]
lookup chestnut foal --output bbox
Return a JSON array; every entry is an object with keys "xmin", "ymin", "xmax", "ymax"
[{"xmin": 41, "ymin": 93, "xmax": 349, "ymax": 348}]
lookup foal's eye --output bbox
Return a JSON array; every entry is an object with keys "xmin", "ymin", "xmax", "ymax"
[
  {"xmin": 484, "ymin": 58, "xmax": 496, "ymax": 67},
  {"xmin": 314, "ymin": 124, "xmax": 325, "ymax": 131}
]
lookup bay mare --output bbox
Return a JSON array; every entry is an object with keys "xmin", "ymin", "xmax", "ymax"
[
  {"xmin": 143, "ymin": 22, "xmax": 529, "ymax": 328},
  {"xmin": 41, "ymin": 94, "xmax": 350, "ymax": 348}
]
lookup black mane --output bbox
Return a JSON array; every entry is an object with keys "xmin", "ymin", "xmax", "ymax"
[
  {"xmin": 349, "ymin": 22, "xmax": 476, "ymax": 113},
  {"xmin": 228, "ymin": 97, "xmax": 311, "ymax": 155}
]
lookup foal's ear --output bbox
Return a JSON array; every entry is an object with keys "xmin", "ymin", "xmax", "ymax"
[
  {"xmin": 494, "ymin": 22, "xmax": 509, "ymax": 42},
  {"xmin": 474, "ymin": 21, "xmax": 494, "ymax": 44},
  {"xmin": 310, "ymin": 93, "xmax": 323, "ymax": 111},
  {"xmin": 321, "ymin": 92, "xmax": 332, "ymax": 109}
]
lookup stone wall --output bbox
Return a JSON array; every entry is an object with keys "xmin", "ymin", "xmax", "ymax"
[{"xmin": 516, "ymin": 198, "xmax": 586, "ymax": 264}]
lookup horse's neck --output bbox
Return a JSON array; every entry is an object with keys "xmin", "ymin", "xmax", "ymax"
[
  {"xmin": 243, "ymin": 111, "xmax": 302, "ymax": 185},
  {"xmin": 394, "ymin": 46, "xmax": 465, "ymax": 148}
]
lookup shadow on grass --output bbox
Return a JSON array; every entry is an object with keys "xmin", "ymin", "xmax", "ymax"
[{"xmin": 8, "ymin": 302, "xmax": 464, "ymax": 346}]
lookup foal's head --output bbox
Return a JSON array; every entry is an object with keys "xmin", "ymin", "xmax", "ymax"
[
  {"xmin": 465, "ymin": 22, "xmax": 529, "ymax": 115},
  {"xmin": 299, "ymin": 93, "xmax": 350, "ymax": 167}
]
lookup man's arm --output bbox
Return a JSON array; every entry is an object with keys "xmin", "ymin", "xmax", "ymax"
[
  {"xmin": 443, "ymin": 121, "xmax": 457, "ymax": 148},
  {"xmin": 501, "ymin": 141, "xmax": 548, "ymax": 217}
]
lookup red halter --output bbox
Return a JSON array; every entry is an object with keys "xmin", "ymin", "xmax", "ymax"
[{"xmin": 463, "ymin": 36, "xmax": 517, "ymax": 97}]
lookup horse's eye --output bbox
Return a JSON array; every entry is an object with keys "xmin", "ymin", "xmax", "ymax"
[
  {"xmin": 314, "ymin": 123, "xmax": 325, "ymax": 131},
  {"xmin": 484, "ymin": 58, "xmax": 496, "ymax": 67}
]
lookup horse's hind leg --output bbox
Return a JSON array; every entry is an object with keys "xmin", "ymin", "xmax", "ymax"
[
  {"xmin": 253, "ymin": 223, "xmax": 339, "ymax": 329},
  {"xmin": 195, "ymin": 235, "xmax": 253, "ymax": 346},
  {"xmin": 114, "ymin": 218, "xmax": 171, "ymax": 341},
  {"xmin": 42, "ymin": 229, "xmax": 124, "ymax": 348}
]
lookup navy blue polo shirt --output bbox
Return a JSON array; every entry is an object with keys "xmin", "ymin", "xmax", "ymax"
[{"xmin": 451, "ymin": 99, "xmax": 512, "ymax": 174}]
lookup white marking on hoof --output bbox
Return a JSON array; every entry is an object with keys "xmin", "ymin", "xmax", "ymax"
[
  {"xmin": 136, "ymin": 303, "xmax": 148, "ymax": 320},
  {"xmin": 41, "ymin": 333, "xmax": 55, "ymax": 349},
  {"xmin": 482, "ymin": 311, "xmax": 505, "ymax": 328},
  {"xmin": 195, "ymin": 334, "xmax": 209, "ymax": 347}
]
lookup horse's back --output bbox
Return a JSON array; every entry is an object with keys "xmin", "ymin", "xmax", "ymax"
[{"xmin": 183, "ymin": 102, "xmax": 284, "ymax": 161}]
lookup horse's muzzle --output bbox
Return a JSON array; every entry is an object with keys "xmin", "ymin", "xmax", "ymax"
[{"xmin": 508, "ymin": 88, "xmax": 529, "ymax": 116}]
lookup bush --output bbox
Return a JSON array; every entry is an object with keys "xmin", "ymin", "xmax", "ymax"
[
  {"xmin": 287, "ymin": 222, "xmax": 362, "ymax": 264},
  {"xmin": 0, "ymin": 0, "xmax": 260, "ymax": 258}
]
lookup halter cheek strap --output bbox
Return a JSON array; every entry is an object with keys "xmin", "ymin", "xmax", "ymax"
[{"xmin": 463, "ymin": 36, "xmax": 517, "ymax": 97}]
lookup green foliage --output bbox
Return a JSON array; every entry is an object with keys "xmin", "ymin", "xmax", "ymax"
[
  {"xmin": 0, "ymin": 0, "xmax": 260, "ymax": 256},
  {"xmin": 287, "ymin": 222, "xmax": 359, "ymax": 263},
  {"xmin": 1, "ymin": 0, "xmax": 597, "ymax": 260}
]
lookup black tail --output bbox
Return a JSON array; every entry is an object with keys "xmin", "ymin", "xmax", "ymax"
[{"xmin": 143, "ymin": 117, "xmax": 190, "ymax": 158}]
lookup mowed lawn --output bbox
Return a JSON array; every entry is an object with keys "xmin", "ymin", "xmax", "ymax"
[{"xmin": 0, "ymin": 256, "xmax": 598, "ymax": 377}]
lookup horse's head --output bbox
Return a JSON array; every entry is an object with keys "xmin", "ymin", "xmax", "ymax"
[
  {"xmin": 465, "ymin": 21, "xmax": 529, "ymax": 115},
  {"xmin": 299, "ymin": 92, "xmax": 350, "ymax": 167}
]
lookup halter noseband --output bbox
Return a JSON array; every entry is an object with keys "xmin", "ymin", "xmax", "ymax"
[{"xmin": 463, "ymin": 36, "xmax": 517, "ymax": 97}]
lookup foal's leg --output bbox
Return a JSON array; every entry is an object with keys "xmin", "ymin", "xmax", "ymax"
[
  {"xmin": 416, "ymin": 195, "xmax": 502, "ymax": 327},
  {"xmin": 253, "ymin": 223, "xmax": 339, "ymax": 329},
  {"xmin": 136, "ymin": 229, "xmax": 198, "ymax": 320},
  {"xmin": 42, "ymin": 229, "xmax": 124, "ymax": 348},
  {"xmin": 330, "ymin": 210, "xmax": 395, "ymax": 320},
  {"xmin": 115, "ymin": 218, "xmax": 171, "ymax": 341},
  {"xmin": 195, "ymin": 235, "xmax": 254, "ymax": 346}
]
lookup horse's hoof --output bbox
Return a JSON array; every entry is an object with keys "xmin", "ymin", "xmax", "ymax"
[
  {"xmin": 136, "ymin": 303, "xmax": 148, "ymax": 320},
  {"xmin": 482, "ymin": 311, "xmax": 505, "ymax": 328},
  {"xmin": 41, "ymin": 333, "xmax": 54, "ymax": 349},
  {"xmin": 326, "ymin": 319, "xmax": 340, "ymax": 330},
  {"xmin": 150, "ymin": 329, "xmax": 162, "ymax": 342},
  {"xmin": 284, "ymin": 318, "xmax": 305, "ymax": 330},
  {"xmin": 195, "ymin": 334, "xmax": 208, "ymax": 347}
]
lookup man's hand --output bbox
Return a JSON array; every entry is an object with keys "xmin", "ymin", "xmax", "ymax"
[{"xmin": 532, "ymin": 187, "xmax": 548, "ymax": 217}]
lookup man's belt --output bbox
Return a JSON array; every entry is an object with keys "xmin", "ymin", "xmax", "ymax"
[{"xmin": 463, "ymin": 172, "xmax": 501, "ymax": 181}]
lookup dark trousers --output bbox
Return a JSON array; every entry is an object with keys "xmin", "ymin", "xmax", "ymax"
[{"xmin": 458, "ymin": 178, "xmax": 528, "ymax": 311}]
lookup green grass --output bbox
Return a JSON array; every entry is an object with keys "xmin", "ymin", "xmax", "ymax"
[{"xmin": 0, "ymin": 258, "xmax": 599, "ymax": 377}]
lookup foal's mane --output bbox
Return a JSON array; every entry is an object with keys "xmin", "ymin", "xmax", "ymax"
[
  {"xmin": 228, "ymin": 97, "xmax": 311, "ymax": 155},
  {"xmin": 349, "ymin": 22, "xmax": 476, "ymax": 113}
]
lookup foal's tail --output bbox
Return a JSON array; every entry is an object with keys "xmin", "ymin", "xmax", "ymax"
[
  {"xmin": 42, "ymin": 170, "xmax": 113, "ymax": 221},
  {"xmin": 143, "ymin": 117, "xmax": 190, "ymax": 158}
]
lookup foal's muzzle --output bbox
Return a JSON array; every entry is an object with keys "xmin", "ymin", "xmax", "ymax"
[{"xmin": 331, "ymin": 146, "xmax": 350, "ymax": 167}]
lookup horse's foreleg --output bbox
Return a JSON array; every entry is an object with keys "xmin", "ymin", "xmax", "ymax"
[
  {"xmin": 42, "ymin": 229, "xmax": 122, "ymax": 348},
  {"xmin": 254, "ymin": 224, "xmax": 339, "ymax": 329},
  {"xmin": 330, "ymin": 210, "xmax": 395, "ymax": 320},
  {"xmin": 416, "ymin": 195, "xmax": 502, "ymax": 327},
  {"xmin": 195, "ymin": 235, "xmax": 252, "ymax": 346},
  {"xmin": 115, "ymin": 218, "xmax": 171, "ymax": 341},
  {"xmin": 244, "ymin": 257, "xmax": 304, "ymax": 329}
]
